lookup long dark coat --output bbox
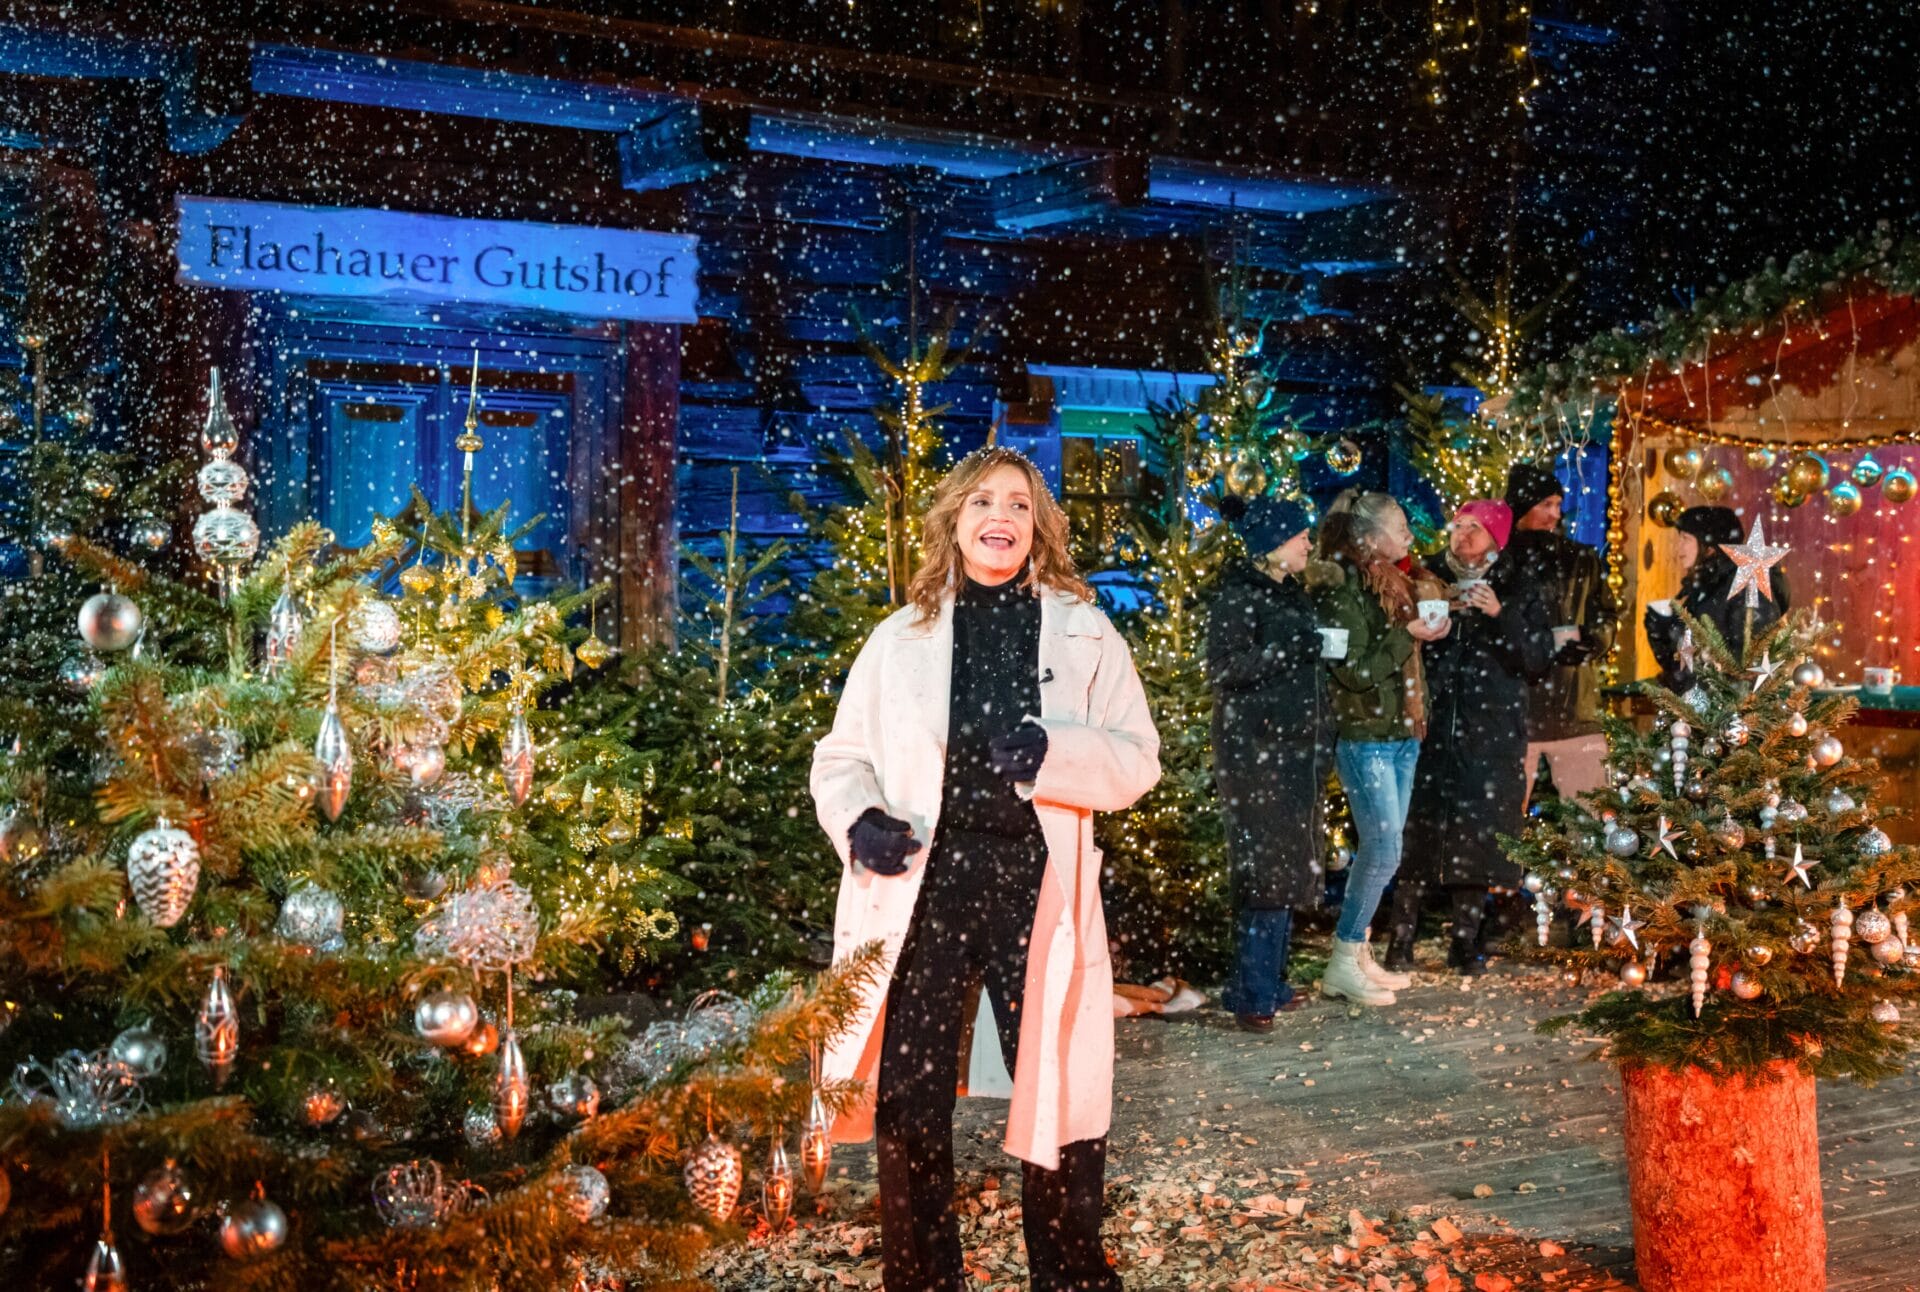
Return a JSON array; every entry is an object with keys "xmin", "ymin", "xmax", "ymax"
[
  {"xmin": 1403, "ymin": 553, "xmax": 1555, "ymax": 889},
  {"xmin": 1205, "ymin": 560, "xmax": 1337, "ymax": 910},
  {"xmin": 1645, "ymin": 554, "xmax": 1791, "ymax": 691}
]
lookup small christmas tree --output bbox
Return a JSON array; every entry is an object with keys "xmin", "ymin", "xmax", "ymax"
[{"xmin": 1510, "ymin": 593, "xmax": 1919, "ymax": 1078}]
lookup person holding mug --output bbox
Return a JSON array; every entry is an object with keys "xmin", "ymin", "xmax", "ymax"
[
  {"xmin": 1389, "ymin": 500, "xmax": 1554, "ymax": 975},
  {"xmin": 1310, "ymin": 490, "xmax": 1450, "ymax": 1006},
  {"xmin": 1205, "ymin": 492, "xmax": 1337, "ymax": 1031},
  {"xmin": 811, "ymin": 446, "xmax": 1160, "ymax": 1291}
]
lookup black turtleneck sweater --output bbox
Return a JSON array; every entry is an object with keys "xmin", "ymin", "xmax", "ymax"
[{"xmin": 940, "ymin": 571, "xmax": 1044, "ymax": 842}]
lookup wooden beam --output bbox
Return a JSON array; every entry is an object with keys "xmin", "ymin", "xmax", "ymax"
[
  {"xmin": 618, "ymin": 103, "xmax": 748, "ymax": 193},
  {"xmin": 987, "ymin": 153, "xmax": 1148, "ymax": 231},
  {"xmin": 163, "ymin": 41, "xmax": 251, "ymax": 154}
]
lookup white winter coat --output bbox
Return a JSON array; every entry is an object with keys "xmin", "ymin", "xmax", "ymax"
[{"xmin": 810, "ymin": 586, "xmax": 1160, "ymax": 1170}]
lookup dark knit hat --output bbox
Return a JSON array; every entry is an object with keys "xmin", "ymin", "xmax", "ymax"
[
  {"xmin": 1503, "ymin": 463, "xmax": 1565, "ymax": 520},
  {"xmin": 1677, "ymin": 505, "xmax": 1745, "ymax": 547},
  {"xmin": 1219, "ymin": 492, "xmax": 1314, "ymax": 555}
]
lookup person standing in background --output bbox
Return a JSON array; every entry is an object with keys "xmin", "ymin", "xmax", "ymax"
[
  {"xmin": 1206, "ymin": 493, "xmax": 1336, "ymax": 1032},
  {"xmin": 1643, "ymin": 504, "xmax": 1790, "ymax": 692},
  {"xmin": 1503, "ymin": 463, "xmax": 1618, "ymax": 810}
]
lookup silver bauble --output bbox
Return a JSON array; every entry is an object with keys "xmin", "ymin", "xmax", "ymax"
[
  {"xmin": 79, "ymin": 592, "xmax": 143, "ymax": 652},
  {"xmin": 549, "ymin": 1072, "xmax": 601, "ymax": 1120},
  {"xmin": 1786, "ymin": 710, "xmax": 1809, "ymax": 738},
  {"xmin": 129, "ymin": 515, "xmax": 170, "ymax": 552},
  {"xmin": 0, "ymin": 808, "xmax": 45, "ymax": 865},
  {"xmin": 494, "ymin": 1031, "xmax": 530, "ymax": 1139},
  {"xmin": 313, "ymin": 700, "xmax": 354, "ymax": 822},
  {"xmin": 1778, "ymin": 798, "xmax": 1809, "ymax": 823},
  {"xmin": 1605, "ymin": 826, "xmax": 1640, "ymax": 858},
  {"xmin": 109, "ymin": 1023, "xmax": 168, "ymax": 1078},
  {"xmin": 684, "ymin": 1134, "xmax": 744, "ymax": 1224},
  {"xmin": 276, "ymin": 882, "xmax": 345, "ymax": 951},
  {"xmin": 192, "ymin": 507, "xmax": 260, "ymax": 566},
  {"xmin": 301, "ymin": 1084, "xmax": 346, "ymax": 1126},
  {"xmin": 1856, "ymin": 909, "xmax": 1893, "ymax": 944},
  {"xmin": 59, "ymin": 653, "xmax": 107, "ymax": 693},
  {"xmin": 1905, "ymin": 944, "xmax": 1920, "ymax": 971},
  {"xmin": 1813, "ymin": 735, "xmax": 1845, "ymax": 767},
  {"xmin": 127, "ymin": 818, "xmax": 202, "ymax": 928},
  {"xmin": 1825, "ymin": 788, "xmax": 1856, "ymax": 816},
  {"xmin": 82, "ymin": 1236, "xmax": 126, "ymax": 1292},
  {"xmin": 1522, "ymin": 873, "xmax": 1545, "ymax": 894},
  {"xmin": 1711, "ymin": 814, "xmax": 1746, "ymax": 850},
  {"xmin": 349, "ymin": 600, "xmax": 402, "ymax": 655},
  {"xmin": 763, "ymin": 1138, "xmax": 797, "ymax": 1228},
  {"xmin": 187, "ymin": 724, "xmax": 245, "ymax": 783},
  {"xmin": 1871, "ymin": 999, "xmax": 1902, "ymax": 1027},
  {"xmin": 556, "ymin": 1163, "xmax": 610, "ymax": 1222},
  {"xmin": 1793, "ymin": 660, "xmax": 1827, "ymax": 688},
  {"xmin": 464, "ymin": 1104, "xmax": 502, "ymax": 1147},
  {"xmin": 1686, "ymin": 776, "xmax": 1710, "ymax": 802},
  {"xmin": 406, "ymin": 743, "xmax": 446, "ymax": 787},
  {"xmin": 1870, "ymin": 934, "xmax": 1907, "ymax": 966},
  {"xmin": 1721, "ymin": 717, "xmax": 1750, "ymax": 747},
  {"xmin": 1789, "ymin": 919, "xmax": 1821, "ymax": 954},
  {"xmin": 414, "ymin": 990, "xmax": 480, "ymax": 1047},
  {"xmin": 799, "ymin": 1090, "xmax": 832, "ymax": 1193},
  {"xmin": 372, "ymin": 1160, "xmax": 446, "ymax": 1229},
  {"xmin": 201, "ymin": 369, "xmax": 240, "ymax": 456},
  {"xmin": 196, "ymin": 456, "xmax": 250, "ymax": 506},
  {"xmin": 1619, "ymin": 962, "xmax": 1648, "ymax": 988},
  {"xmin": 1859, "ymin": 827, "xmax": 1893, "ymax": 858},
  {"xmin": 501, "ymin": 709, "xmax": 535, "ymax": 807},
  {"xmin": 1700, "ymin": 737, "xmax": 1724, "ymax": 758},
  {"xmin": 1741, "ymin": 944, "xmax": 1774, "ymax": 968},
  {"xmin": 132, "ymin": 1159, "xmax": 200, "ymax": 1235},
  {"xmin": 218, "ymin": 1197, "xmax": 288, "ymax": 1259},
  {"xmin": 1729, "ymin": 971, "xmax": 1764, "ymax": 1001}
]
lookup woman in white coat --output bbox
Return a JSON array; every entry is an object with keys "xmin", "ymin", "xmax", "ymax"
[{"xmin": 811, "ymin": 446, "xmax": 1160, "ymax": 1291}]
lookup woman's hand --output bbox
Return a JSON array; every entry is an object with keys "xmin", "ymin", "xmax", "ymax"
[
  {"xmin": 849, "ymin": 808, "xmax": 922, "ymax": 876},
  {"xmin": 988, "ymin": 722, "xmax": 1049, "ymax": 781},
  {"xmin": 1461, "ymin": 582, "xmax": 1502, "ymax": 617},
  {"xmin": 1407, "ymin": 615, "xmax": 1452, "ymax": 642}
]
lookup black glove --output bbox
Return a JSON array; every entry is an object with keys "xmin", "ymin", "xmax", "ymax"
[
  {"xmin": 848, "ymin": 808, "xmax": 921, "ymax": 876},
  {"xmin": 988, "ymin": 722, "xmax": 1049, "ymax": 782}
]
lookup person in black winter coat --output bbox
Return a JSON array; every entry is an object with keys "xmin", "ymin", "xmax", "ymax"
[
  {"xmin": 1645, "ymin": 505, "xmax": 1791, "ymax": 691},
  {"xmin": 1388, "ymin": 499, "xmax": 1554, "ymax": 975},
  {"xmin": 1206, "ymin": 492, "xmax": 1335, "ymax": 1031}
]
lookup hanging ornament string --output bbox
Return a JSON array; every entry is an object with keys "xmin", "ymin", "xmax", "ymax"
[{"xmin": 458, "ymin": 348, "xmax": 483, "ymax": 549}]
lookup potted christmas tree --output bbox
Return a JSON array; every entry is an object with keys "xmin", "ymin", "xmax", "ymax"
[{"xmin": 1509, "ymin": 537, "xmax": 1917, "ymax": 1292}]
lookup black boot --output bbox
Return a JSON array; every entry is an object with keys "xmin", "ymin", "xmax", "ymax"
[
  {"xmin": 1447, "ymin": 887, "xmax": 1488, "ymax": 977},
  {"xmin": 1446, "ymin": 932, "xmax": 1487, "ymax": 976},
  {"xmin": 1384, "ymin": 926, "xmax": 1417, "ymax": 973},
  {"xmin": 1383, "ymin": 880, "xmax": 1423, "ymax": 972}
]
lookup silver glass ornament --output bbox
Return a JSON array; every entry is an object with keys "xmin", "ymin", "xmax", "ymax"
[
  {"xmin": 60, "ymin": 653, "xmax": 107, "ymax": 693},
  {"xmin": 1685, "ymin": 776, "xmax": 1709, "ymax": 801},
  {"xmin": 1721, "ymin": 716, "xmax": 1749, "ymax": 747},
  {"xmin": 1812, "ymin": 734, "xmax": 1845, "ymax": 767},
  {"xmin": 684, "ymin": 1134, "xmax": 744, "ymax": 1224},
  {"xmin": 82, "ymin": 1235, "xmax": 126, "ymax": 1292},
  {"xmin": 1793, "ymin": 659, "xmax": 1826, "ymax": 688},
  {"xmin": 1789, "ymin": 919, "xmax": 1821, "ymax": 954},
  {"xmin": 349, "ymin": 600, "xmax": 402, "ymax": 655},
  {"xmin": 1619, "ymin": 961, "xmax": 1648, "ymax": 988},
  {"xmin": 1711, "ymin": 814, "xmax": 1746, "ymax": 851},
  {"xmin": 192, "ymin": 506, "xmax": 260, "ymax": 566},
  {"xmin": 1741, "ymin": 944, "xmax": 1774, "ymax": 968},
  {"xmin": 313, "ymin": 699, "xmax": 354, "ymax": 823},
  {"xmin": 129, "ymin": 515, "xmax": 170, "ymax": 552},
  {"xmin": 403, "ymin": 743, "xmax": 447, "ymax": 787},
  {"xmin": 0, "ymin": 808, "xmax": 44, "ymax": 865},
  {"xmin": 264, "ymin": 587, "xmax": 304, "ymax": 676},
  {"xmin": 1604, "ymin": 826, "xmax": 1640, "ymax": 858},
  {"xmin": 502, "ymin": 708, "xmax": 535, "ymax": 807},
  {"xmin": 127, "ymin": 818, "xmax": 201, "ymax": 928},
  {"xmin": 1871, "ymin": 934, "xmax": 1907, "ymax": 966},
  {"xmin": 276, "ymin": 882, "xmax": 345, "ymax": 951},
  {"xmin": 414, "ymin": 989, "xmax": 479, "ymax": 1047},
  {"xmin": 1859, "ymin": 827, "xmax": 1893, "ymax": 858},
  {"xmin": 218, "ymin": 1196, "xmax": 288, "ymax": 1259},
  {"xmin": 1786, "ymin": 710, "xmax": 1809, "ymax": 738},
  {"xmin": 301, "ymin": 1084, "xmax": 346, "ymax": 1126},
  {"xmin": 549, "ymin": 1072, "xmax": 601, "ymax": 1120},
  {"xmin": 799, "ymin": 1089, "xmax": 832, "ymax": 1193},
  {"xmin": 1871, "ymin": 999, "xmax": 1902, "ymax": 1027},
  {"xmin": 200, "ymin": 367, "xmax": 240, "ymax": 456},
  {"xmin": 463, "ymin": 1104, "xmax": 502, "ymax": 1147},
  {"xmin": 557, "ymin": 1163, "xmax": 610, "ymax": 1222},
  {"xmin": 195, "ymin": 965, "xmax": 239, "ymax": 1088},
  {"xmin": 197, "ymin": 456, "xmax": 250, "ymax": 506},
  {"xmin": 1856, "ymin": 909, "xmax": 1893, "ymax": 944},
  {"xmin": 79, "ymin": 592, "xmax": 143, "ymax": 653},
  {"xmin": 186, "ymin": 724, "xmax": 245, "ymax": 783},
  {"xmin": 1521, "ymin": 872, "xmax": 1545, "ymax": 894},
  {"xmin": 133, "ymin": 1159, "xmax": 200, "ymax": 1235},
  {"xmin": 1778, "ymin": 798, "xmax": 1808, "ymax": 823},
  {"xmin": 109, "ymin": 1024, "xmax": 168, "ymax": 1079},
  {"xmin": 10, "ymin": 1048, "xmax": 144, "ymax": 1128},
  {"xmin": 763, "ymin": 1138, "xmax": 797, "ymax": 1228},
  {"xmin": 1729, "ymin": 971, "xmax": 1763, "ymax": 1001},
  {"xmin": 494, "ymin": 1030, "xmax": 530, "ymax": 1139},
  {"xmin": 372, "ymin": 1159, "xmax": 446, "ymax": 1229}
]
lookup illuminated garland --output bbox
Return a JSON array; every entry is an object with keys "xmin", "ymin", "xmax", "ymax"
[{"xmin": 1630, "ymin": 412, "xmax": 1920, "ymax": 453}]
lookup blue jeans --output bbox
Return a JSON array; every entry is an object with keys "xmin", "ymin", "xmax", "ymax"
[
  {"xmin": 1334, "ymin": 738, "xmax": 1421, "ymax": 944},
  {"xmin": 1220, "ymin": 908, "xmax": 1296, "ymax": 1016}
]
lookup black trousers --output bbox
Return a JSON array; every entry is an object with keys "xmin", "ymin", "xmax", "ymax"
[{"xmin": 875, "ymin": 831, "xmax": 1120, "ymax": 1292}]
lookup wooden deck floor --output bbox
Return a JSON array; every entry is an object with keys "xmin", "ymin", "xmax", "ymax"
[{"xmin": 929, "ymin": 954, "xmax": 1920, "ymax": 1290}]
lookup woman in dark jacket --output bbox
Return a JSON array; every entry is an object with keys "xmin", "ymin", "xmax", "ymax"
[
  {"xmin": 1206, "ymin": 493, "xmax": 1335, "ymax": 1030},
  {"xmin": 1645, "ymin": 505, "xmax": 1791, "ymax": 691},
  {"xmin": 1389, "ymin": 500, "xmax": 1554, "ymax": 975}
]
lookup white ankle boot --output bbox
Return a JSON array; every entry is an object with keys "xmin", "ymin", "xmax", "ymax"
[
  {"xmin": 1357, "ymin": 931, "xmax": 1412, "ymax": 990},
  {"xmin": 1322, "ymin": 940, "xmax": 1396, "ymax": 1006}
]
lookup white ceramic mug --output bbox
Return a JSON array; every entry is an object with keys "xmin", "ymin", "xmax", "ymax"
[
  {"xmin": 1318, "ymin": 626, "xmax": 1350, "ymax": 660},
  {"xmin": 1552, "ymin": 625, "xmax": 1581, "ymax": 650},
  {"xmin": 1417, "ymin": 599, "xmax": 1450, "ymax": 629},
  {"xmin": 1647, "ymin": 599, "xmax": 1674, "ymax": 616},
  {"xmin": 1863, "ymin": 666, "xmax": 1901, "ymax": 693}
]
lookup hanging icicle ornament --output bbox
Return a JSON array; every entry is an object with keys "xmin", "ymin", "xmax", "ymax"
[
  {"xmin": 1668, "ymin": 720, "xmax": 1690, "ymax": 795},
  {"xmin": 196, "ymin": 965, "xmax": 240, "ymax": 1088},
  {"xmin": 126, "ymin": 817, "xmax": 201, "ymax": 928},
  {"xmin": 502, "ymin": 702, "xmax": 535, "ymax": 808},
  {"xmin": 763, "ymin": 1134, "xmax": 797, "ymax": 1228},
  {"xmin": 264, "ymin": 567, "xmax": 304, "ymax": 677},
  {"xmin": 314, "ymin": 625, "xmax": 353, "ymax": 822},
  {"xmin": 1830, "ymin": 902, "xmax": 1854, "ymax": 987},
  {"xmin": 1533, "ymin": 890, "xmax": 1552, "ymax": 947},
  {"xmin": 82, "ymin": 1234, "xmax": 126, "ymax": 1292},
  {"xmin": 190, "ymin": 368, "xmax": 260, "ymax": 597},
  {"xmin": 1688, "ymin": 930, "xmax": 1711, "ymax": 1018},
  {"xmin": 1587, "ymin": 899, "xmax": 1607, "ymax": 950},
  {"xmin": 494, "ymin": 1029, "xmax": 530, "ymax": 1140}
]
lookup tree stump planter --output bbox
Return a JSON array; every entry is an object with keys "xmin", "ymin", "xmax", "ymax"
[{"xmin": 1621, "ymin": 1060, "xmax": 1825, "ymax": 1292}]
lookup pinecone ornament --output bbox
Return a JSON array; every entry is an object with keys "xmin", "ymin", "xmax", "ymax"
[
  {"xmin": 684, "ymin": 1134, "xmax": 743, "ymax": 1224},
  {"xmin": 127, "ymin": 818, "xmax": 201, "ymax": 928}
]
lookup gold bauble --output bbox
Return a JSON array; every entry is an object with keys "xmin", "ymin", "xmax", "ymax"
[
  {"xmin": 1785, "ymin": 452, "xmax": 1830, "ymax": 496},
  {"xmin": 1770, "ymin": 476, "xmax": 1807, "ymax": 508},
  {"xmin": 1849, "ymin": 455, "xmax": 1884, "ymax": 489},
  {"xmin": 1744, "ymin": 445, "xmax": 1778, "ymax": 470},
  {"xmin": 575, "ymin": 636, "xmax": 613, "ymax": 670},
  {"xmin": 1646, "ymin": 490, "xmax": 1684, "ymax": 528},
  {"xmin": 1882, "ymin": 467, "xmax": 1917, "ymax": 505},
  {"xmin": 1324, "ymin": 437, "xmax": 1364, "ymax": 477},
  {"xmin": 399, "ymin": 563, "xmax": 436, "ymax": 596},
  {"xmin": 1224, "ymin": 454, "xmax": 1269, "ymax": 499},
  {"xmin": 1662, "ymin": 446, "xmax": 1705, "ymax": 480},
  {"xmin": 1826, "ymin": 480, "xmax": 1863, "ymax": 517},
  {"xmin": 1695, "ymin": 466, "xmax": 1734, "ymax": 503}
]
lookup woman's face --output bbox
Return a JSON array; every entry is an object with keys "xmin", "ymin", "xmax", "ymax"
[
  {"xmin": 1449, "ymin": 515, "xmax": 1497, "ymax": 565},
  {"xmin": 1265, "ymin": 530, "xmax": 1312, "ymax": 576},
  {"xmin": 1676, "ymin": 532, "xmax": 1700, "ymax": 573},
  {"xmin": 956, "ymin": 462, "xmax": 1036, "ymax": 585},
  {"xmin": 1367, "ymin": 504, "xmax": 1413, "ymax": 563}
]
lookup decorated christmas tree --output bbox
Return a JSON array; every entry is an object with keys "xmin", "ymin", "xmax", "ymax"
[
  {"xmin": 0, "ymin": 372, "xmax": 869, "ymax": 1290},
  {"xmin": 1511, "ymin": 558, "xmax": 1918, "ymax": 1076}
]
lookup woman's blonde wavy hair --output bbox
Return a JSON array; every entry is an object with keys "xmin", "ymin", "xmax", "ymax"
[{"xmin": 907, "ymin": 446, "xmax": 1093, "ymax": 622}]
